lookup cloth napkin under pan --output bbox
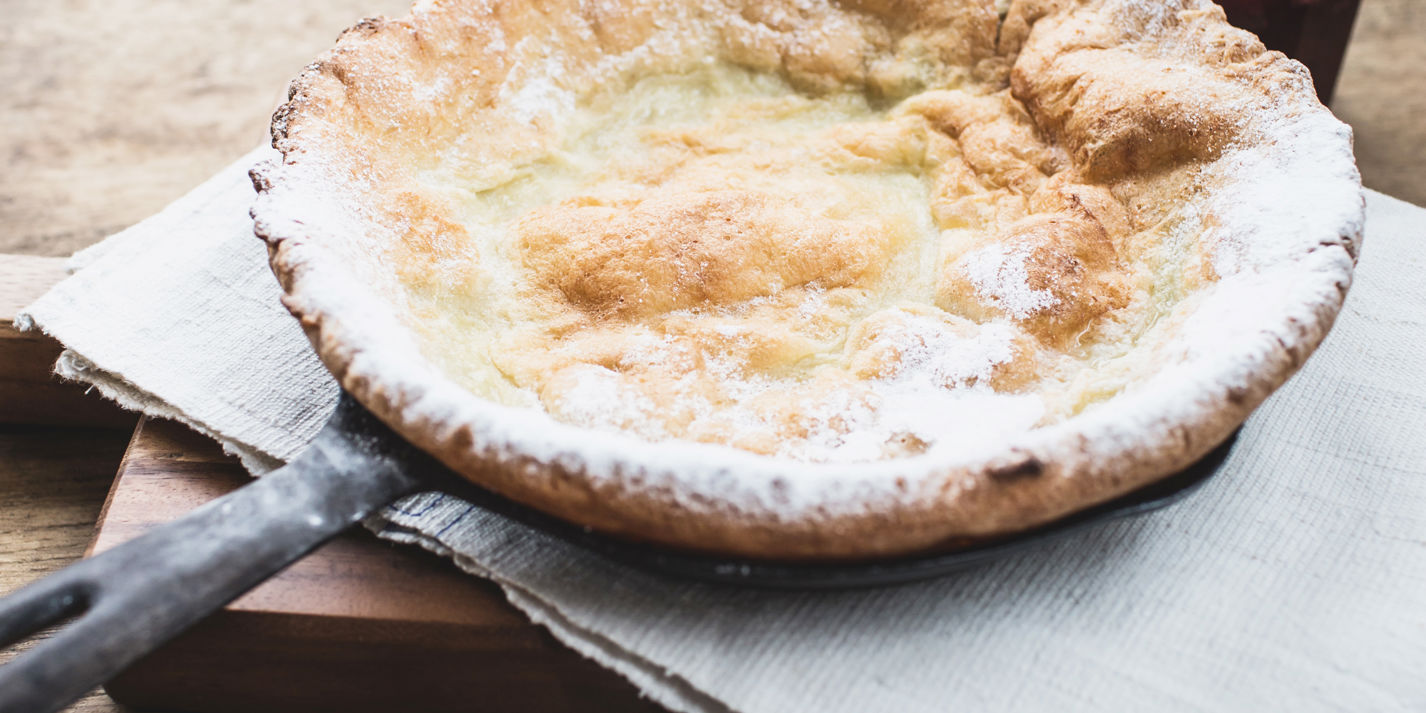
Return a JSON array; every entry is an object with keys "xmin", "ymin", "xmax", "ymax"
[{"xmin": 20, "ymin": 147, "xmax": 1426, "ymax": 712}]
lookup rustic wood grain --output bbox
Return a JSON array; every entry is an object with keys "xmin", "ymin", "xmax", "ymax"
[
  {"xmin": 0, "ymin": 255, "xmax": 134, "ymax": 428},
  {"xmin": 0, "ymin": 255, "xmax": 68, "ymax": 322},
  {"xmin": 0, "ymin": 0, "xmax": 409, "ymax": 258},
  {"xmin": 0, "ymin": 425, "xmax": 137, "ymax": 713},
  {"xmin": 93, "ymin": 418, "xmax": 663, "ymax": 713},
  {"xmin": 0, "ymin": 256, "xmax": 137, "ymax": 712}
]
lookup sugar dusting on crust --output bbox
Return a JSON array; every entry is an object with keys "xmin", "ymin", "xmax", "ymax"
[
  {"xmin": 550, "ymin": 364, "xmax": 670, "ymax": 440},
  {"xmin": 500, "ymin": 57, "xmax": 575, "ymax": 124},
  {"xmin": 781, "ymin": 315, "xmax": 1042, "ymax": 463},
  {"xmin": 874, "ymin": 312, "xmax": 1018, "ymax": 388},
  {"xmin": 252, "ymin": 0, "xmax": 1364, "ymax": 542},
  {"xmin": 549, "ymin": 305, "xmax": 1042, "ymax": 463},
  {"xmin": 960, "ymin": 243, "xmax": 1059, "ymax": 318},
  {"xmin": 1209, "ymin": 111, "xmax": 1364, "ymax": 276}
]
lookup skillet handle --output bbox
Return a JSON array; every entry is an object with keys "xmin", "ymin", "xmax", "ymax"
[{"xmin": 0, "ymin": 394, "xmax": 424, "ymax": 713}]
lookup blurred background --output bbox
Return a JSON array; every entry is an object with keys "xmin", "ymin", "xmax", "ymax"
[{"xmin": 1, "ymin": 0, "xmax": 1419, "ymax": 259}]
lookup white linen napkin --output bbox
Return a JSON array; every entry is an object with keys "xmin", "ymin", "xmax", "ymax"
[{"xmin": 20, "ymin": 147, "xmax": 1426, "ymax": 712}]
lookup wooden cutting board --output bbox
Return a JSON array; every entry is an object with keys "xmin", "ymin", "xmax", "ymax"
[
  {"xmin": 2, "ymin": 254, "xmax": 661, "ymax": 712},
  {"xmin": 92, "ymin": 419, "xmax": 661, "ymax": 713}
]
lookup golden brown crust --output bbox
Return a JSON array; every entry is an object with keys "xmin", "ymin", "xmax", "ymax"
[
  {"xmin": 252, "ymin": 0, "xmax": 1363, "ymax": 559},
  {"xmin": 516, "ymin": 175, "xmax": 901, "ymax": 320},
  {"xmin": 938, "ymin": 206, "xmax": 1131, "ymax": 345}
]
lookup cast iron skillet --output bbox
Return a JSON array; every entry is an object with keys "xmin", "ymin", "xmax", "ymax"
[{"xmin": 0, "ymin": 392, "xmax": 1235, "ymax": 713}]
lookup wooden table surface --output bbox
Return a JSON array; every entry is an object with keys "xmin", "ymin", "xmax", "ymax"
[{"xmin": 3, "ymin": 1, "xmax": 1425, "ymax": 711}]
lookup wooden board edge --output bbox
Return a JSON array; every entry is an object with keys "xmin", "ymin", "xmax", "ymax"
[
  {"xmin": 0, "ymin": 253, "xmax": 134, "ymax": 428},
  {"xmin": 83, "ymin": 418, "xmax": 151, "ymax": 559},
  {"xmin": 104, "ymin": 609, "xmax": 663, "ymax": 713},
  {"xmin": 89, "ymin": 416, "xmax": 663, "ymax": 713}
]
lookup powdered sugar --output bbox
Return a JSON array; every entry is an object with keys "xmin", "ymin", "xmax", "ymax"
[
  {"xmin": 546, "ymin": 307, "xmax": 1040, "ymax": 464},
  {"xmin": 960, "ymin": 243, "xmax": 1058, "ymax": 318},
  {"xmin": 550, "ymin": 364, "xmax": 669, "ymax": 440},
  {"xmin": 785, "ymin": 314, "xmax": 1043, "ymax": 462},
  {"xmin": 1207, "ymin": 110, "xmax": 1362, "ymax": 277},
  {"xmin": 500, "ymin": 57, "xmax": 575, "ymax": 124},
  {"xmin": 251, "ymin": 0, "xmax": 1364, "ymax": 524},
  {"xmin": 881, "ymin": 313, "xmax": 1019, "ymax": 388}
]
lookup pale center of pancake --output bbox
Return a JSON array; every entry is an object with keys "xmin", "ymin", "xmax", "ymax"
[{"xmin": 393, "ymin": 63, "xmax": 1192, "ymax": 462}]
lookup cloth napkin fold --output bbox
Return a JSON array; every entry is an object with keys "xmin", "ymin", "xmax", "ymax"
[{"xmin": 20, "ymin": 148, "xmax": 1426, "ymax": 712}]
